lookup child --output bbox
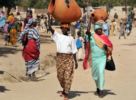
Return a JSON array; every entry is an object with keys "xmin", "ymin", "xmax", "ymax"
[{"xmin": 76, "ymin": 31, "xmax": 84, "ymax": 61}]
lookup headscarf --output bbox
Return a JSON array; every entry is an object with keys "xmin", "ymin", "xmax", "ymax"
[
  {"xmin": 24, "ymin": 18, "xmax": 36, "ymax": 29},
  {"xmin": 60, "ymin": 24, "xmax": 70, "ymax": 29},
  {"xmin": 94, "ymin": 22, "xmax": 103, "ymax": 31}
]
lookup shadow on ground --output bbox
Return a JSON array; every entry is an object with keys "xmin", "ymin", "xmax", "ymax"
[
  {"xmin": 122, "ymin": 43, "xmax": 136, "ymax": 46},
  {"xmin": 68, "ymin": 89, "xmax": 116, "ymax": 99},
  {"xmin": 0, "ymin": 86, "xmax": 10, "ymax": 93},
  {"xmin": 102, "ymin": 89, "xmax": 116, "ymax": 97},
  {"xmin": 0, "ymin": 47, "xmax": 21, "ymax": 57},
  {"xmin": 68, "ymin": 91, "xmax": 92, "ymax": 99}
]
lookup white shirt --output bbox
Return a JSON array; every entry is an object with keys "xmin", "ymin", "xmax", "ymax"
[{"xmin": 52, "ymin": 31, "xmax": 77, "ymax": 54}]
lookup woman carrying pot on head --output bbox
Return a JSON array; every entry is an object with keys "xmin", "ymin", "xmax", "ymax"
[
  {"xmin": 83, "ymin": 22, "xmax": 113, "ymax": 98},
  {"xmin": 49, "ymin": 24, "xmax": 78, "ymax": 100},
  {"xmin": 19, "ymin": 19, "xmax": 40, "ymax": 81}
]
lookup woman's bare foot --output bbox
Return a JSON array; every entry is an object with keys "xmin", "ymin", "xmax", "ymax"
[
  {"xmin": 64, "ymin": 95, "xmax": 68, "ymax": 100},
  {"xmin": 63, "ymin": 92, "xmax": 68, "ymax": 100},
  {"xmin": 57, "ymin": 91, "xmax": 64, "ymax": 97}
]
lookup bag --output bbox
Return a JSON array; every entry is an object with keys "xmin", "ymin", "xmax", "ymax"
[
  {"xmin": 22, "ymin": 33, "xmax": 28, "ymax": 46},
  {"xmin": 105, "ymin": 56, "xmax": 116, "ymax": 71},
  {"xmin": 76, "ymin": 38, "xmax": 82, "ymax": 49}
]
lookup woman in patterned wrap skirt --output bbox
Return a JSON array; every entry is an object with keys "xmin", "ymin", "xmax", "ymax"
[{"xmin": 50, "ymin": 24, "xmax": 78, "ymax": 100}]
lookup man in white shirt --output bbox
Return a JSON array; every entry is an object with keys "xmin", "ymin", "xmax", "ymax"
[{"xmin": 50, "ymin": 24, "xmax": 78, "ymax": 100}]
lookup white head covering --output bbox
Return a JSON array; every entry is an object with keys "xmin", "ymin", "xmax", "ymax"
[{"xmin": 25, "ymin": 18, "xmax": 36, "ymax": 29}]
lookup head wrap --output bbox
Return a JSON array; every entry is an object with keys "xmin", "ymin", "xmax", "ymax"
[
  {"xmin": 24, "ymin": 18, "xmax": 36, "ymax": 29},
  {"xmin": 60, "ymin": 24, "xmax": 70, "ymax": 29},
  {"xmin": 94, "ymin": 22, "xmax": 103, "ymax": 31},
  {"xmin": 28, "ymin": 18, "xmax": 36, "ymax": 26}
]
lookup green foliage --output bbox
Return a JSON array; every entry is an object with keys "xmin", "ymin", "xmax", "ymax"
[
  {"xmin": 19, "ymin": 0, "xmax": 50, "ymax": 8},
  {"xmin": 91, "ymin": 0, "xmax": 136, "ymax": 7},
  {"xmin": 77, "ymin": 0, "xmax": 136, "ymax": 7},
  {"xmin": 0, "ymin": 0, "xmax": 20, "ymax": 8}
]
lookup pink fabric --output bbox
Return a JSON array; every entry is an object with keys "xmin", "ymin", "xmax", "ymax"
[
  {"xmin": 94, "ymin": 33, "xmax": 113, "ymax": 48},
  {"xmin": 83, "ymin": 42, "xmax": 91, "ymax": 70},
  {"xmin": 4, "ymin": 24, "xmax": 8, "ymax": 33},
  {"xmin": 23, "ymin": 39, "xmax": 40, "ymax": 61},
  {"xmin": 83, "ymin": 33, "xmax": 113, "ymax": 70}
]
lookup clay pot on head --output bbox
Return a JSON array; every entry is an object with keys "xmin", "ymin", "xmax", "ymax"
[
  {"xmin": 91, "ymin": 8, "xmax": 108, "ymax": 22},
  {"xmin": 48, "ymin": 0, "xmax": 82, "ymax": 24}
]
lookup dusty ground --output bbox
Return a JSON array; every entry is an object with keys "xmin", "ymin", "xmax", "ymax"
[{"xmin": 0, "ymin": 27, "xmax": 136, "ymax": 100}]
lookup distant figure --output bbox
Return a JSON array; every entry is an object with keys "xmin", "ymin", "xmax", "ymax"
[
  {"xmin": 24, "ymin": 9, "xmax": 33, "ymax": 28},
  {"xmin": 16, "ymin": 12, "xmax": 23, "ymax": 32},
  {"xmin": 126, "ymin": 13, "xmax": 133, "ymax": 36},
  {"xmin": 0, "ymin": 11, "xmax": 6, "ymax": 28},
  {"xmin": 7, "ymin": 13, "xmax": 18, "ymax": 46},
  {"xmin": 119, "ymin": 19, "xmax": 126, "ymax": 39},
  {"xmin": 76, "ymin": 31, "xmax": 84, "ymax": 61},
  {"xmin": 110, "ymin": 19, "xmax": 116, "ymax": 36},
  {"xmin": 3, "ymin": 22, "xmax": 10, "ymax": 45},
  {"xmin": 114, "ymin": 12, "xmax": 118, "ymax": 21},
  {"xmin": 103, "ymin": 21, "xmax": 110, "ymax": 36}
]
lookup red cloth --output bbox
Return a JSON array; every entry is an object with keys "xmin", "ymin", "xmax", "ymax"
[
  {"xmin": 23, "ymin": 39, "xmax": 40, "ymax": 61},
  {"xmin": 94, "ymin": 33, "xmax": 113, "ymax": 48},
  {"xmin": 83, "ymin": 33, "xmax": 113, "ymax": 70},
  {"xmin": 94, "ymin": 33, "xmax": 113, "ymax": 57},
  {"xmin": 83, "ymin": 41, "xmax": 91, "ymax": 70}
]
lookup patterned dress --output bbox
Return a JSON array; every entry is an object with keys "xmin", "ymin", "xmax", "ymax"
[{"xmin": 52, "ymin": 31, "xmax": 77, "ymax": 94}]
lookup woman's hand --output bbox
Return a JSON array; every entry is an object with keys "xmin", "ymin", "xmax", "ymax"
[{"xmin": 49, "ymin": 26, "xmax": 54, "ymax": 34}]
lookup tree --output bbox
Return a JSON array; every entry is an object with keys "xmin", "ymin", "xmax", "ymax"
[
  {"xmin": 19, "ymin": 0, "xmax": 50, "ymax": 9},
  {"xmin": 0, "ymin": 0, "xmax": 20, "ymax": 15}
]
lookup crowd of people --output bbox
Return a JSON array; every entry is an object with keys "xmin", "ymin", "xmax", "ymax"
[
  {"xmin": 0, "ymin": 9, "xmax": 54, "ymax": 47},
  {"xmin": 0, "ymin": 8, "xmax": 136, "ymax": 100}
]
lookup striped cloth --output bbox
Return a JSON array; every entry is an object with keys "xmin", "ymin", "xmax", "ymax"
[
  {"xmin": 19, "ymin": 28, "xmax": 40, "ymax": 75},
  {"xmin": 26, "ymin": 59, "xmax": 40, "ymax": 75},
  {"xmin": 19, "ymin": 28, "xmax": 40, "ymax": 49}
]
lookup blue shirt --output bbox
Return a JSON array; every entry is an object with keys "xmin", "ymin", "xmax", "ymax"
[{"xmin": 103, "ymin": 23, "xmax": 110, "ymax": 36}]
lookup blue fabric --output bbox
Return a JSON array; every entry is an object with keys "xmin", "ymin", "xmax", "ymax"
[
  {"xmin": 76, "ymin": 38, "xmax": 82, "ymax": 49},
  {"xmin": 75, "ymin": 22, "xmax": 81, "ymax": 29},
  {"xmin": 0, "ymin": 16, "xmax": 6, "ymax": 27},
  {"xmin": 103, "ymin": 23, "xmax": 110, "ymax": 36}
]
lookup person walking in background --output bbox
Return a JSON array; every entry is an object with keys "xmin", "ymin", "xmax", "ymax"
[
  {"xmin": 3, "ymin": 21, "xmax": 10, "ymax": 46},
  {"xmin": 119, "ymin": 18, "xmax": 126, "ymax": 39},
  {"xmin": 16, "ymin": 12, "xmax": 23, "ymax": 32},
  {"xmin": 7, "ymin": 13, "xmax": 18, "ymax": 46},
  {"xmin": 110, "ymin": 19, "xmax": 116, "ymax": 36},
  {"xmin": 49, "ymin": 24, "xmax": 78, "ymax": 100},
  {"xmin": 126, "ymin": 13, "xmax": 133, "ymax": 36},
  {"xmin": 103, "ymin": 21, "xmax": 110, "ymax": 36},
  {"xmin": 0, "ymin": 11, "xmax": 6, "ymax": 29},
  {"xmin": 19, "ymin": 19, "xmax": 40, "ymax": 81},
  {"xmin": 24, "ymin": 9, "xmax": 33, "ymax": 29},
  {"xmin": 114, "ymin": 12, "xmax": 118, "ymax": 21},
  {"xmin": 83, "ymin": 22, "xmax": 113, "ymax": 98},
  {"xmin": 76, "ymin": 30, "xmax": 84, "ymax": 61}
]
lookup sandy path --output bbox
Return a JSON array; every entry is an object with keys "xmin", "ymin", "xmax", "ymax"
[{"xmin": 0, "ymin": 28, "xmax": 136, "ymax": 100}]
